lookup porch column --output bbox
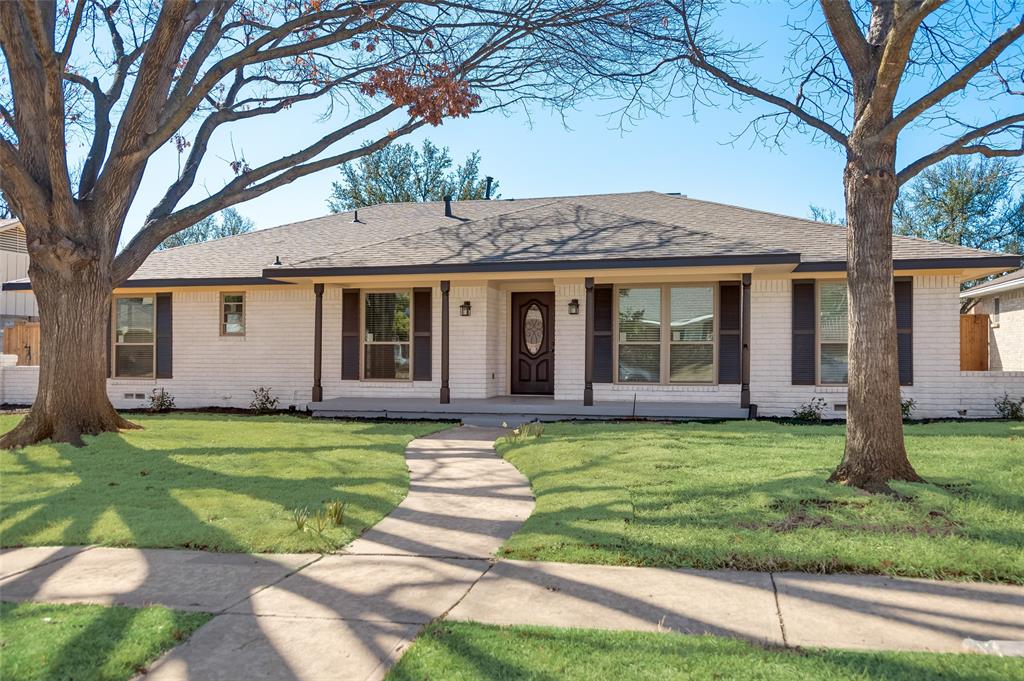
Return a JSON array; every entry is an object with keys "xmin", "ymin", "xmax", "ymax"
[
  {"xmin": 584, "ymin": 277, "xmax": 594, "ymax": 406},
  {"xmin": 740, "ymin": 273, "xmax": 751, "ymax": 410},
  {"xmin": 440, "ymin": 280, "xmax": 451, "ymax": 404},
  {"xmin": 312, "ymin": 283, "xmax": 324, "ymax": 402}
]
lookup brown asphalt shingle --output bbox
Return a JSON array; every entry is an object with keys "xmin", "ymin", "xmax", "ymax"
[{"xmin": 115, "ymin": 191, "xmax": 1023, "ymax": 281}]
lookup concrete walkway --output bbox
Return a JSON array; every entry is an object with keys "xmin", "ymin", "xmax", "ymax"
[{"xmin": 2, "ymin": 426, "xmax": 1024, "ymax": 680}]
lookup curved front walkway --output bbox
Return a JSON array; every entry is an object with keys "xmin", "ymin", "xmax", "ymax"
[{"xmin": 0, "ymin": 426, "xmax": 535, "ymax": 681}]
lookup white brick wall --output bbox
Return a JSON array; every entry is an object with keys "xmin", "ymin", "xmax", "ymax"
[
  {"xmin": 972, "ymin": 289, "xmax": 1024, "ymax": 371},
  {"xmin": 2, "ymin": 276, "xmax": 1022, "ymax": 416}
]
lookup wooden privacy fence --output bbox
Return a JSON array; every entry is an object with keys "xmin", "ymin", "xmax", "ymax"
[
  {"xmin": 960, "ymin": 314, "xmax": 989, "ymax": 371},
  {"xmin": 3, "ymin": 321, "xmax": 40, "ymax": 366}
]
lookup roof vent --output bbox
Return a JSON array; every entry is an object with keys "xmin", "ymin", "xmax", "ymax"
[
  {"xmin": 443, "ymin": 195, "xmax": 453, "ymax": 217},
  {"xmin": 485, "ymin": 177, "xmax": 493, "ymax": 200},
  {"xmin": 352, "ymin": 210, "xmax": 361, "ymax": 223},
  {"xmin": 271, "ymin": 255, "xmax": 282, "ymax": 266}
]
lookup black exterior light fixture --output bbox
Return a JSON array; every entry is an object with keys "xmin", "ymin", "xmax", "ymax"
[
  {"xmin": 459, "ymin": 300, "xmax": 472, "ymax": 317},
  {"xmin": 567, "ymin": 298, "xmax": 580, "ymax": 315}
]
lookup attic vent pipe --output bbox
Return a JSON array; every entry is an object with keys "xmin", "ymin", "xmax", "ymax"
[
  {"xmin": 444, "ymin": 195, "xmax": 453, "ymax": 217},
  {"xmin": 485, "ymin": 176, "xmax": 493, "ymax": 200},
  {"xmin": 352, "ymin": 209, "xmax": 361, "ymax": 223}
]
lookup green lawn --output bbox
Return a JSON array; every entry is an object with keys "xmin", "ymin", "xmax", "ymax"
[
  {"xmin": 0, "ymin": 601, "xmax": 210, "ymax": 681},
  {"xmin": 496, "ymin": 420, "xmax": 1024, "ymax": 582},
  {"xmin": 0, "ymin": 413, "xmax": 446, "ymax": 553},
  {"xmin": 387, "ymin": 621, "xmax": 1023, "ymax": 681}
]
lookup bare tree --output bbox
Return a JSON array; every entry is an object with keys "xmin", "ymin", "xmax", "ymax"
[
  {"xmin": 615, "ymin": 1, "xmax": 1023, "ymax": 491},
  {"xmin": 0, "ymin": 0, "xmax": 639, "ymax": 446}
]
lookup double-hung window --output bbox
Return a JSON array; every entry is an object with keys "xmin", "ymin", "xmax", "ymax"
[
  {"xmin": 616, "ymin": 285, "xmax": 716, "ymax": 384},
  {"xmin": 221, "ymin": 293, "xmax": 245, "ymax": 336},
  {"xmin": 114, "ymin": 296, "xmax": 155, "ymax": 378},
  {"xmin": 364, "ymin": 291, "xmax": 411, "ymax": 380},
  {"xmin": 818, "ymin": 281, "xmax": 848, "ymax": 385}
]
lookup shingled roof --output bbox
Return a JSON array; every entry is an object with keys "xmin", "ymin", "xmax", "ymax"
[
  {"xmin": 5, "ymin": 192, "xmax": 1020, "ymax": 289},
  {"xmin": 961, "ymin": 267, "xmax": 1024, "ymax": 297}
]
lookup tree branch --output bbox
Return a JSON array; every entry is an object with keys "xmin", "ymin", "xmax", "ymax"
[
  {"xmin": 886, "ymin": 17, "xmax": 1024, "ymax": 136},
  {"xmin": 897, "ymin": 113, "xmax": 1024, "ymax": 185},
  {"xmin": 818, "ymin": 0, "xmax": 870, "ymax": 78},
  {"xmin": 58, "ymin": 0, "xmax": 86, "ymax": 68}
]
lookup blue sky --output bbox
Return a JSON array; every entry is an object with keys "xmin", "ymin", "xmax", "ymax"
[{"xmin": 117, "ymin": 3, "xmax": 1014, "ymax": 243}]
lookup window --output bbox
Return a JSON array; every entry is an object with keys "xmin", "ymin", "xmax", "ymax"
[
  {"xmin": 617, "ymin": 287, "xmax": 661, "ymax": 382},
  {"xmin": 993, "ymin": 297, "xmax": 1000, "ymax": 327},
  {"xmin": 669, "ymin": 286, "xmax": 714, "ymax": 382},
  {"xmin": 364, "ymin": 291, "xmax": 411, "ymax": 380},
  {"xmin": 221, "ymin": 293, "xmax": 245, "ymax": 335},
  {"xmin": 114, "ymin": 296, "xmax": 155, "ymax": 378},
  {"xmin": 818, "ymin": 281, "xmax": 848, "ymax": 385},
  {"xmin": 616, "ymin": 285, "xmax": 716, "ymax": 384}
]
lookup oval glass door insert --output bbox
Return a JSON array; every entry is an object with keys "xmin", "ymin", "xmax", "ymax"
[{"xmin": 524, "ymin": 304, "xmax": 544, "ymax": 355}]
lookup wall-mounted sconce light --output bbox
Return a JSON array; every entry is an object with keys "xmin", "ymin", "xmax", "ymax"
[
  {"xmin": 567, "ymin": 299, "xmax": 580, "ymax": 315},
  {"xmin": 459, "ymin": 301, "xmax": 472, "ymax": 317}
]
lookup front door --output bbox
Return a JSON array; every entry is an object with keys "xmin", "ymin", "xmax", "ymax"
[{"xmin": 511, "ymin": 292, "xmax": 554, "ymax": 395}]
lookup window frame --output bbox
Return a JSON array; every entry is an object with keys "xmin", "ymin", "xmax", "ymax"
[
  {"xmin": 112, "ymin": 294, "xmax": 156, "ymax": 379},
  {"xmin": 612, "ymin": 283, "xmax": 719, "ymax": 386},
  {"xmin": 360, "ymin": 288, "xmax": 414, "ymax": 382},
  {"xmin": 816, "ymin": 279, "xmax": 849, "ymax": 386},
  {"xmin": 220, "ymin": 292, "xmax": 246, "ymax": 337}
]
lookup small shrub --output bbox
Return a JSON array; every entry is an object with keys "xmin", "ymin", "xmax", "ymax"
[
  {"xmin": 292, "ymin": 507, "xmax": 309, "ymax": 532},
  {"xmin": 309, "ymin": 509, "xmax": 330, "ymax": 536},
  {"xmin": 994, "ymin": 393, "xmax": 1024, "ymax": 420},
  {"xmin": 505, "ymin": 421, "xmax": 545, "ymax": 443},
  {"xmin": 250, "ymin": 386, "xmax": 279, "ymax": 415},
  {"xmin": 792, "ymin": 397, "xmax": 826, "ymax": 423},
  {"xmin": 147, "ymin": 388, "xmax": 175, "ymax": 412},
  {"xmin": 900, "ymin": 396, "xmax": 916, "ymax": 421},
  {"xmin": 326, "ymin": 500, "xmax": 346, "ymax": 527}
]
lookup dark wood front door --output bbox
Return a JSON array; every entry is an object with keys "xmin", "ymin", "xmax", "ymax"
[{"xmin": 511, "ymin": 292, "xmax": 554, "ymax": 395}]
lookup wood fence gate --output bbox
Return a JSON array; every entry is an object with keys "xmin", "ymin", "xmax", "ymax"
[
  {"xmin": 3, "ymin": 321, "xmax": 40, "ymax": 366},
  {"xmin": 960, "ymin": 314, "xmax": 989, "ymax": 371}
]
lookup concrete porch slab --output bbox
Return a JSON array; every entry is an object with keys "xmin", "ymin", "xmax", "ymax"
[
  {"xmin": 0, "ymin": 547, "xmax": 318, "ymax": 612},
  {"xmin": 446, "ymin": 559, "xmax": 784, "ymax": 645},
  {"xmin": 309, "ymin": 395, "xmax": 748, "ymax": 426}
]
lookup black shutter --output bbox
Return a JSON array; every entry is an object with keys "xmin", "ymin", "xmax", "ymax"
[
  {"xmin": 413, "ymin": 288, "xmax": 432, "ymax": 381},
  {"xmin": 341, "ymin": 288, "xmax": 360, "ymax": 380},
  {"xmin": 791, "ymin": 281, "xmax": 816, "ymax": 385},
  {"xmin": 155, "ymin": 293, "xmax": 173, "ymax": 378},
  {"xmin": 718, "ymin": 282, "xmax": 741, "ymax": 384},
  {"xmin": 593, "ymin": 285, "xmax": 613, "ymax": 382},
  {"xmin": 895, "ymin": 278, "xmax": 913, "ymax": 386}
]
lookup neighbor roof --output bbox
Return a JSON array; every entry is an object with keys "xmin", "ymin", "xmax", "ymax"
[
  {"xmin": 4, "ymin": 192, "xmax": 1019, "ymax": 289},
  {"xmin": 960, "ymin": 268, "xmax": 1024, "ymax": 298}
]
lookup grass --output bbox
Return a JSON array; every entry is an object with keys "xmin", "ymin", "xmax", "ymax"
[
  {"xmin": 0, "ymin": 413, "xmax": 447, "ymax": 553},
  {"xmin": 495, "ymin": 420, "xmax": 1024, "ymax": 582},
  {"xmin": 387, "ymin": 621, "xmax": 1024, "ymax": 681},
  {"xmin": 0, "ymin": 601, "xmax": 210, "ymax": 681}
]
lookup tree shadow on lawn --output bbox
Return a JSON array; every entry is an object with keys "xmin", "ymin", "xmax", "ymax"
[{"xmin": 0, "ymin": 430, "xmax": 410, "ymax": 553}]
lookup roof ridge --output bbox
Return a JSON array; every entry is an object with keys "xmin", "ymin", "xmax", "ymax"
[{"xmin": 286, "ymin": 199, "xmax": 566, "ymax": 267}]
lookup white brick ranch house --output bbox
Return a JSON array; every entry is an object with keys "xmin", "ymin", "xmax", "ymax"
[{"xmin": 3, "ymin": 191, "xmax": 1022, "ymax": 421}]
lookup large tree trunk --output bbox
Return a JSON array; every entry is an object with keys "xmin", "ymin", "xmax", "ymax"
[
  {"xmin": 829, "ymin": 139, "xmax": 924, "ymax": 492},
  {"xmin": 0, "ymin": 262, "xmax": 137, "ymax": 448}
]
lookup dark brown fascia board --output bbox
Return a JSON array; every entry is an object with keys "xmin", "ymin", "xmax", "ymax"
[
  {"xmin": 2, "ymin": 276, "xmax": 294, "ymax": 292},
  {"xmin": 795, "ymin": 255, "xmax": 1022, "ymax": 272},
  {"xmin": 262, "ymin": 253, "xmax": 803, "ymax": 278}
]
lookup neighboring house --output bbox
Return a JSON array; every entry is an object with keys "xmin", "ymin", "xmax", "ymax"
[
  {"xmin": 3, "ymin": 191, "xmax": 1023, "ymax": 418},
  {"xmin": 0, "ymin": 219, "xmax": 38, "ymax": 326},
  {"xmin": 961, "ymin": 269, "xmax": 1024, "ymax": 371}
]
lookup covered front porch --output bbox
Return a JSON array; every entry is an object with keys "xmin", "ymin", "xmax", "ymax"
[{"xmin": 307, "ymin": 395, "xmax": 750, "ymax": 427}]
